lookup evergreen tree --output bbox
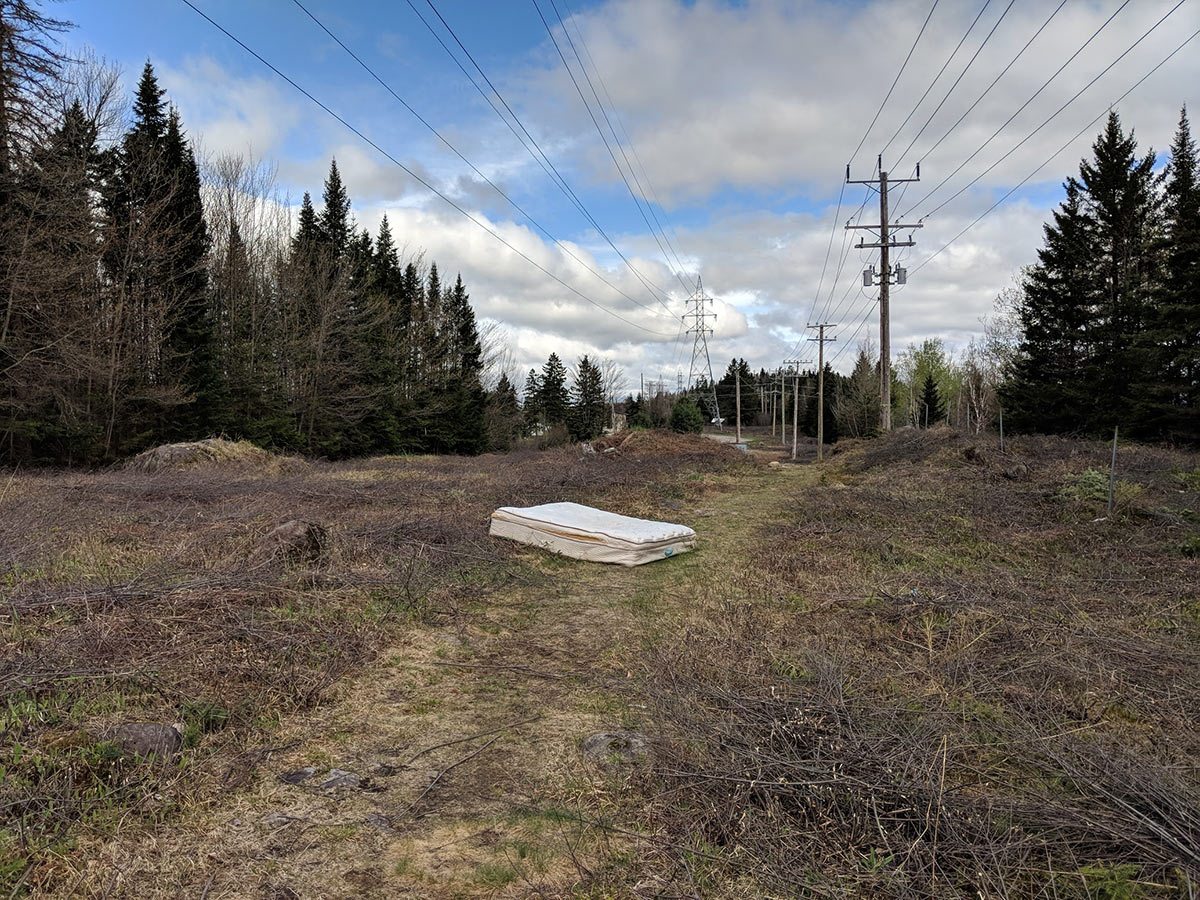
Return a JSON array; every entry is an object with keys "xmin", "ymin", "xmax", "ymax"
[
  {"xmin": 569, "ymin": 355, "xmax": 607, "ymax": 441},
  {"xmin": 1005, "ymin": 113, "xmax": 1165, "ymax": 437},
  {"xmin": 485, "ymin": 372, "xmax": 522, "ymax": 451},
  {"xmin": 716, "ymin": 358, "xmax": 755, "ymax": 426},
  {"xmin": 318, "ymin": 158, "xmax": 351, "ymax": 256},
  {"xmin": 1158, "ymin": 106, "xmax": 1200, "ymax": 441},
  {"xmin": 523, "ymin": 369, "xmax": 542, "ymax": 432},
  {"xmin": 669, "ymin": 397, "xmax": 703, "ymax": 433},
  {"xmin": 1079, "ymin": 112, "xmax": 1163, "ymax": 436},
  {"xmin": 800, "ymin": 368, "xmax": 838, "ymax": 442},
  {"xmin": 918, "ymin": 372, "xmax": 945, "ymax": 427},
  {"xmin": 372, "ymin": 214, "xmax": 400, "ymax": 296},
  {"xmin": 540, "ymin": 353, "xmax": 569, "ymax": 426},
  {"xmin": 161, "ymin": 106, "xmax": 217, "ymax": 439},
  {"xmin": 835, "ymin": 349, "xmax": 879, "ymax": 439},
  {"xmin": 440, "ymin": 273, "xmax": 486, "ymax": 453},
  {"xmin": 1003, "ymin": 182, "xmax": 1096, "ymax": 433},
  {"xmin": 292, "ymin": 191, "xmax": 320, "ymax": 259}
]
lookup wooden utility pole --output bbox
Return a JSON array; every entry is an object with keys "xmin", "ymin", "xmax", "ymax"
[
  {"xmin": 807, "ymin": 324, "xmax": 837, "ymax": 461},
  {"xmin": 847, "ymin": 159, "xmax": 922, "ymax": 433},
  {"xmin": 783, "ymin": 359, "xmax": 808, "ymax": 460},
  {"xmin": 792, "ymin": 378, "xmax": 799, "ymax": 460},
  {"xmin": 735, "ymin": 368, "xmax": 742, "ymax": 443}
]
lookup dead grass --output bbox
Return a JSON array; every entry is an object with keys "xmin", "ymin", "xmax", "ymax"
[
  {"xmin": 0, "ymin": 432, "xmax": 751, "ymax": 894},
  {"xmin": 122, "ymin": 437, "xmax": 304, "ymax": 474},
  {"xmin": 607, "ymin": 428, "xmax": 1200, "ymax": 899}
]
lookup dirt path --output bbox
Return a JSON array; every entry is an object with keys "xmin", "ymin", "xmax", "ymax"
[{"xmin": 67, "ymin": 464, "xmax": 808, "ymax": 899}]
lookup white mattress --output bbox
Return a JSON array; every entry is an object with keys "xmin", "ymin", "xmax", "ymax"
[{"xmin": 489, "ymin": 502, "xmax": 696, "ymax": 566}]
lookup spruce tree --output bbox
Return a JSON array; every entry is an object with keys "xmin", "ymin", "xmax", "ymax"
[
  {"xmin": 1003, "ymin": 183, "xmax": 1096, "ymax": 433},
  {"xmin": 540, "ymin": 353, "xmax": 569, "ymax": 426},
  {"xmin": 318, "ymin": 158, "xmax": 352, "ymax": 256},
  {"xmin": 485, "ymin": 372, "xmax": 522, "ymax": 451},
  {"xmin": 372, "ymin": 214, "xmax": 400, "ymax": 296},
  {"xmin": 570, "ymin": 355, "xmax": 606, "ymax": 441},
  {"xmin": 292, "ymin": 191, "xmax": 319, "ymax": 259},
  {"xmin": 918, "ymin": 372, "xmax": 944, "ymax": 427},
  {"xmin": 716, "ymin": 358, "xmax": 755, "ymax": 427},
  {"xmin": 441, "ymin": 274, "xmax": 486, "ymax": 453},
  {"xmin": 523, "ymin": 369, "xmax": 542, "ymax": 432},
  {"xmin": 1079, "ymin": 112, "xmax": 1162, "ymax": 435},
  {"xmin": 162, "ymin": 106, "xmax": 217, "ymax": 439},
  {"xmin": 1006, "ymin": 112, "xmax": 1164, "ymax": 437},
  {"xmin": 835, "ymin": 349, "xmax": 879, "ymax": 439},
  {"xmin": 1159, "ymin": 106, "xmax": 1200, "ymax": 441}
]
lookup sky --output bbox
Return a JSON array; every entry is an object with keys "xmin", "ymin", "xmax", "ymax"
[{"xmin": 64, "ymin": 0, "xmax": 1200, "ymax": 390}]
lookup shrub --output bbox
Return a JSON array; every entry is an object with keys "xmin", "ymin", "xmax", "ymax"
[
  {"xmin": 669, "ymin": 399, "xmax": 704, "ymax": 434},
  {"xmin": 1056, "ymin": 468, "xmax": 1141, "ymax": 509}
]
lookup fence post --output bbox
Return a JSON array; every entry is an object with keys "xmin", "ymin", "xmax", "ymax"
[
  {"xmin": 999, "ymin": 406, "xmax": 1005, "ymax": 454},
  {"xmin": 1107, "ymin": 425, "xmax": 1119, "ymax": 517}
]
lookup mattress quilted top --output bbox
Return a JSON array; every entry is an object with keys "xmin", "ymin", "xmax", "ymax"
[{"xmin": 492, "ymin": 501, "xmax": 695, "ymax": 545}]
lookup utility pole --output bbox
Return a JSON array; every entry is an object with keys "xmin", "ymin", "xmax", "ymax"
[
  {"xmin": 783, "ymin": 358, "xmax": 808, "ymax": 460},
  {"xmin": 807, "ymin": 324, "xmax": 837, "ymax": 461},
  {"xmin": 684, "ymin": 277, "xmax": 721, "ymax": 427},
  {"xmin": 847, "ymin": 158, "xmax": 922, "ymax": 433},
  {"xmin": 735, "ymin": 368, "xmax": 742, "ymax": 444}
]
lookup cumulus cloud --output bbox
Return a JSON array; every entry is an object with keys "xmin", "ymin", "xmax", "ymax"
[
  {"xmin": 522, "ymin": 0, "xmax": 1199, "ymax": 202},
  {"xmin": 177, "ymin": 1, "xmax": 1198, "ymax": 381},
  {"xmin": 158, "ymin": 56, "xmax": 301, "ymax": 160}
]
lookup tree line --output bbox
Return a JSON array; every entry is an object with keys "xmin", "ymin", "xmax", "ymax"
[
  {"xmin": 0, "ymin": 4, "xmax": 499, "ymax": 463},
  {"xmin": 1003, "ymin": 109, "xmax": 1199, "ymax": 443}
]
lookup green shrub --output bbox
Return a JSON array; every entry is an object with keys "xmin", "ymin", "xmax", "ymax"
[
  {"xmin": 1056, "ymin": 468, "xmax": 1109, "ymax": 502},
  {"xmin": 1175, "ymin": 467, "xmax": 1200, "ymax": 492},
  {"xmin": 1056, "ymin": 468, "xmax": 1141, "ymax": 509},
  {"xmin": 669, "ymin": 398, "xmax": 704, "ymax": 434}
]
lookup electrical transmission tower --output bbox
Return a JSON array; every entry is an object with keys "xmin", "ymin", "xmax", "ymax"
[
  {"xmin": 684, "ymin": 277, "xmax": 721, "ymax": 424},
  {"xmin": 847, "ymin": 157, "xmax": 922, "ymax": 432}
]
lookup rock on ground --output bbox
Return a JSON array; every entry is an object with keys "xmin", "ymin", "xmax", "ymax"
[
  {"xmin": 261, "ymin": 520, "xmax": 327, "ymax": 563},
  {"xmin": 581, "ymin": 731, "xmax": 649, "ymax": 763},
  {"xmin": 107, "ymin": 722, "xmax": 183, "ymax": 759}
]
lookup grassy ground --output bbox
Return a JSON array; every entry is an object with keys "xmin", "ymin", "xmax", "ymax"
[
  {"xmin": 2, "ymin": 428, "xmax": 1198, "ymax": 898},
  {"xmin": 0, "ymin": 432, "xmax": 750, "ymax": 897}
]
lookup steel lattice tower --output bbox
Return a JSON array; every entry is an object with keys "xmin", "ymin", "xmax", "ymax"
[{"xmin": 684, "ymin": 277, "xmax": 721, "ymax": 424}]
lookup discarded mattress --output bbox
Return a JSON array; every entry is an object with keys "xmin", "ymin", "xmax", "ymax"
[{"xmin": 489, "ymin": 502, "xmax": 695, "ymax": 566}]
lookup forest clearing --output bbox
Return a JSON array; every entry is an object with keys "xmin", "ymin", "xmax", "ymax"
[{"xmin": 2, "ymin": 428, "xmax": 1198, "ymax": 898}]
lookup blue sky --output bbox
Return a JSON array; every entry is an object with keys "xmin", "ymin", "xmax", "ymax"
[{"xmin": 61, "ymin": 0, "xmax": 1200, "ymax": 382}]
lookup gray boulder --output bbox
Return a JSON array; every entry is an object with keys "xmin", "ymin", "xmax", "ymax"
[
  {"xmin": 109, "ymin": 722, "xmax": 183, "ymax": 759},
  {"xmin": 262, "ymin": 520, "xmax": 327, "ymax": 563},
  {"xmin": 581, "ymin": 731, "xmax": 649, "ymax": 763}
]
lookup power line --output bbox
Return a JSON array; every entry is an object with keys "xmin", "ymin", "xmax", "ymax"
[
  {"xmin": 557, "ymin": 0, "xmax": 691, "ymax": 277},
  {"xmin": 288, "ymin": 0, "xmax": 675, "ymax": 323},
  {"xmin": 531, "ymin": 0, "xmax": 695, "ymax": 296},
  {"xmin": 827, "ymin": 297, "xmax": 878, "ymax": 367},
  {"xmin": 890, "ymin": 0, "xmax": 1019, "ymax": 168},
  {"xmin": 176, "ymin": 0, "xmax": 678, "ymax": 339},
  {"xmin": 909, "ymin": 0, "xmax": 1069, "ymax": 166},
  {"xmin": 808, "ymin": 0, "xmax": 937, "ymax": 346},
  {"xmin": 408, "ymin": 0, "xmax": 678, "ymax": 314},
  {"xmin": 912, "ymin": 22, "xmax": 1200, "ymax": 275},
  {"xmin": 900, "ymin": 0, "xmax": 1137, "ymax": 217},
  {"xmin": 916, "ymin": 0, "xmax": 1187, "ymax": 221},
  {"xmin": 879, "ymin": 0, "xmax": 995, "ymax": 161},
  {"xmin": 849, "ymin": 0, "xmax": 940, "ymax": 166}
]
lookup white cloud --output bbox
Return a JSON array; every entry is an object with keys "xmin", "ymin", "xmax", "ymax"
[
  {"xmin": 179, "ymin": 1, "xmax": 1199, "ymax": 382},
  {"xmin": 158, "ymin": 56, "xmax": 302, "ymax": 160}
]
